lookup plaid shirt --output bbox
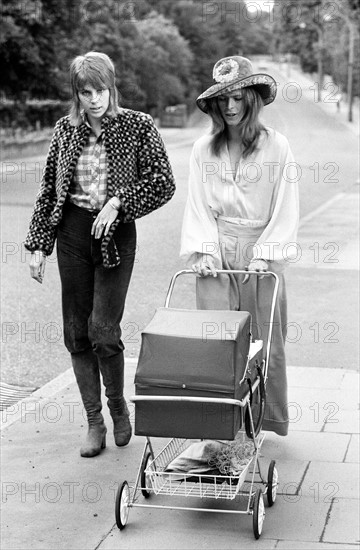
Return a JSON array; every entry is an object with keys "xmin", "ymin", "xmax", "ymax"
[{"xmin": 68, "ymin": 116, "xmax": 108, "ymax": 211}]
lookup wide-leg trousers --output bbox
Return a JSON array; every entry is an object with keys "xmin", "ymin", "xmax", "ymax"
[{"xmin": 196, "ymin": 218, "xmax": 289, "ymax": 436}]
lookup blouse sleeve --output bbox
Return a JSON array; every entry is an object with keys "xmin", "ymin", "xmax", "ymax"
[
  {"xmin": 252, "ymin": 137, "xmax": 300, "ymax": 266},
  {"xmin": 180, "ymin": 144, "xmax": 222, "ymax": 268}
]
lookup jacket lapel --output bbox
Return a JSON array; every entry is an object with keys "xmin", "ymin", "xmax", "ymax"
[
  {"xmin": 103, "ymin": 115, "xmax": 128, "ymax": 198},
  {"xmin": 56, "ymin": 123, "xmax": 90, "ymax": 200}
]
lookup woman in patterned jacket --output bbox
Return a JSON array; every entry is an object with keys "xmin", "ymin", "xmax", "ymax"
[{"xmin": 25, "ymin": 51, "xmax": 175, "ymax": 457}]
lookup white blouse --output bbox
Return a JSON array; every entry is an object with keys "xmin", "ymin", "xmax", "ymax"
[{"xmin": 180, "ymin": 127, "xmax": 300, "ymax": 268}]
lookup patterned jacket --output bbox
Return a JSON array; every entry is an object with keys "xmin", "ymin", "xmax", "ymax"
[{"xmin": 24, "ymin": 109, "xmax": 176, "ymax": 267}]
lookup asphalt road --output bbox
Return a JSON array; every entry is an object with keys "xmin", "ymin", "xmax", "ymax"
[{"xmin": 1, "ymin": 62, "xmax": 359, "ymax": 388}]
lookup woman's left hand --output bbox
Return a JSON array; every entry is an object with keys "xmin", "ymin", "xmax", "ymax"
[
  {"xmin": 242, "ymin": 259, "xmax": 268, "ymax": 284},
  {"xmin": 91, "ymin": 202, "xmax": 119, "ymax": 239}
]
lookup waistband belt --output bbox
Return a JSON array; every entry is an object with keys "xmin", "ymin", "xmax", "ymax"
[{"xmin": 216, "ymin": 214, "xmax": 268, "ymax": 229}]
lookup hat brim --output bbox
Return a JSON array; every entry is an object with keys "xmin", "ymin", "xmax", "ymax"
[{"xmin": 196, "ymin": 73, "xmax": 277, "ymax": 113}]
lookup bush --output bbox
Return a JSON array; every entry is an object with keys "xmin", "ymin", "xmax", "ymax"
[{"xmin": 0, "ymin": 100, "xmax": 70, "ymax": 130}]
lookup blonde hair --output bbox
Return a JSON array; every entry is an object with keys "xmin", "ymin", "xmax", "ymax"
[
  {"xmin": 206, "ymin": 87, "xmax": 268, "ymax": 158},
  {"xmin": 69, "ymin": 51, "xmax": 120, "ymax": 125}
]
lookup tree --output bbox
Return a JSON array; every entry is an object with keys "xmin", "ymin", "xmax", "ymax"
[
  {"xmin": 272, "ymin": 0, "xmax": 359, "ymax": 105},
  {"xmin": 0, "ymin": 0, "xmax": 44, "ymax": 99},
  {"xmin": 329, "ymin": 0, "xmax": 360, "ymax": 119},
  {"xmin": 134, "ymin": 11, "xmax": 194, "ymax": 115},
  {"xmin": 155, "ymin": 1, "xmax": 276, "ymax": 91},
  {"xmin": 152, "ymin": 0, "xmax": 225, "ymax": 93}
]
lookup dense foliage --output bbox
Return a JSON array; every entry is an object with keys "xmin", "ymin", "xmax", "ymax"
[
  {"xmin": 0, "ymin": 0, "xmax": 271, "ymax": 113},
  {"xmin": 272, "ymin": 0, "xmax": 359, "ymax": 96},
  {"xmin": 0, "ymin": 0, "xmax": 358, "ymax": 128}
]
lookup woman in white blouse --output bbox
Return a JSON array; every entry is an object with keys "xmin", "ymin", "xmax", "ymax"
[{"xmin": 181, "ymin": 56, "xmax": 299, "ymax": 436}]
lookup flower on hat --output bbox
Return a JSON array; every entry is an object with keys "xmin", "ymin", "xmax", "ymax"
[{"xmin": 213, "ymin": 58, "xmax": 239, "ymax": 84}]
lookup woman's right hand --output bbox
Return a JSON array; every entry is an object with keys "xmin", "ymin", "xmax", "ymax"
[
  {"xmin": 191, "ymin": 254, "xmax": 217, "ymax": 277},
  {"xmin": 30, "ymin": 251, "xmax": 46, "ymax": 284}
]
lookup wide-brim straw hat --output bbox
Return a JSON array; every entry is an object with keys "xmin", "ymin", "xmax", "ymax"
[{"xmin": 196, "ymin": 56, "xmax": 277, "ymax": 113}]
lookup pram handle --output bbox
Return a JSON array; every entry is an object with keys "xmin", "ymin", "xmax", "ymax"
[
  {"xmin": 164, "ymin": 269, "xmax": 279, "ymax": 382},
  {"xmin": 131, "ymin": 390, "xmax": 255, "ymax": 409}
]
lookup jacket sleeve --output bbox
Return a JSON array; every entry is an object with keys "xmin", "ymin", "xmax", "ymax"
[
  {"xmin": 116, "ymin": 114, "xmax": 175, "ymax": 222},
  {"xmin": 24, "ymin": 121, "xmax": 60, "ymax": 255}
]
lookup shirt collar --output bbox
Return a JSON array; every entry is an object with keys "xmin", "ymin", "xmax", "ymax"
[{"xmin": 80, "ymin": 111, "xmax": 111, "ymax": 135}]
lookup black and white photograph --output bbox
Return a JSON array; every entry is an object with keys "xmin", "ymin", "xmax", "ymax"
[{"xmin": 1, "ymin": 0, "xmax": 359, "ymax": 548}]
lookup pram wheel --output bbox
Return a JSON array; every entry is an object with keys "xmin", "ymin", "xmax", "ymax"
[
  {"xmin": 252, "ymin": 488, "xmax": 265, "ymax": 539},
  {"xmin": 266, "ymin": 460, "xmax": 278, "ymax": 507},
  {"xmin": 115, "ymin": 481, "xmax": 130, "ymax": 530},
  {"xmin": 141, "ymin": 451, "xmax": 152, "ymax": 498},
  {"xmin": 245, "ymin": 365, "xmax": 266, "ymax": 439}
]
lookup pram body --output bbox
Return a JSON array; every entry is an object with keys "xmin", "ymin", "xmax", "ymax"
[{"xmin": 135, "ymin": 307, "xmax": 262, "ymax": 439}]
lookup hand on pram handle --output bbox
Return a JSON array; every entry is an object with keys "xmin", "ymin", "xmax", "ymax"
[
  {"xmin": 242, "ymin": 259, "xmax": 268, "ymax": 284},
  {"xmin": 191, "ymin": 253, "xmax": 217, "ymax": 277},
  {"xmin": 191, "ymin": 254, "xmax": 268, "ymax": 283}
]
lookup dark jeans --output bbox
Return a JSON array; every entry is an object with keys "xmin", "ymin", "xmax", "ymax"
[{"xmin": 57, "ymin": 201, "xmax": 136, "ymax": 358}]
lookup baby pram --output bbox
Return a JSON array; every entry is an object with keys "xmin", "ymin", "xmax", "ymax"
[{"xmin": 115, "ymin": 269, "xmax": 279, "ymax": 539}]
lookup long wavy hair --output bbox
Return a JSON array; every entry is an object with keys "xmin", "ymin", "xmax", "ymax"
[
  {"xmin": 206, "ymin": 87, "xmax": 268, "ymax": 158},
  {"xmin": 69, "ymin": 51, "xmax": 120, "ymax": 125}
]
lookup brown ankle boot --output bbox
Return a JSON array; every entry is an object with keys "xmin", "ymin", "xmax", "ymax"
[
  {"xmin": 80, "ymin": 423, "xmax": 107, "ymax": 457},
  {"xmin": 110, "ymin": 400, "xmax": 132, "ymax": 447},
  {"xmin": 98, "ymin": 354, "xmax": 132, "ymax": 447}
]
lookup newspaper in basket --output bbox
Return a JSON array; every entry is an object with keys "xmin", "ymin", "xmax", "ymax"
[{"xmin": 134, "ymin": 307, "xmax": 262, "ymax": 439}]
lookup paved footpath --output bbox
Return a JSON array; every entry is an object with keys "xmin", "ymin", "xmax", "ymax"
[
  {"xmin": 1, "ymin": 181, "xmax": 360, "ymax": 550},
  {"xmin": 1, "ymin": 65, "xmax": 359, "ymax": 549},
  {"xmin": 1, "ymin": 359, "xmax": 359, "ymax": 550}
]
